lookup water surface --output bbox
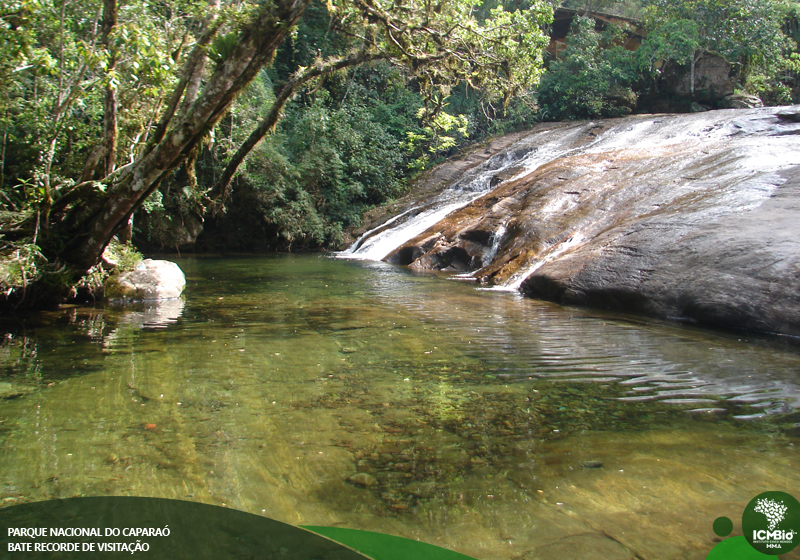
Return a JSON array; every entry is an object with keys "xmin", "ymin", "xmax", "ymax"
[{"xmin": 1, "ymin": 255, "xmax": 798, "ymax": 560}]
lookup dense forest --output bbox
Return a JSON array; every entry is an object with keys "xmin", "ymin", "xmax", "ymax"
[{"xmin": 1, "ymin": 0, "xmax": 799, "ymax": 307}]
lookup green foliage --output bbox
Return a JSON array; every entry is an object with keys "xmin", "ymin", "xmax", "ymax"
[
  {"xmin": 285, "ymin": 98, "xmax": 404, "ymax": 224},
  {"xmin": 0, "ymin": 0, "xmax": 199, "ymax": 202},
  {"xmin": 537, "ymin": 16, "xmax": 638, "ymax": 120},
  {"xmin": 102, "ymin": 239, "xmax": 142, "ymax": 272},
  {"xmin": 537, "ymin": 0, "xmax": 799, "ymax": 119},
  {"xmin": 401, "ymin": 109, "xmax": 471, "ymax": 170},
  {"xmin": 635, "ymin": 18, "xmax": 700, "ymax": 73},
  {"xmin": 640, "ymin": 0, "xmax": 793, "ymax": 94},
  {"xmin": 560, "ymin": 0, "xmax": 645, "ymax": 18},
  {"xmin": 328, "ymin": 0, "xmax": 553, "ymax": 108},
  {"xmin": 642, "ymin": 0, "xmax": 789, "ymax": 69},
  {"xmin": 114, "ymin": 0, "xmax": 555, "ymax": 252},
  {"xmin": 0, "ymin": 240, "xmax": 43, "ymax": 290},
  {"xmin": 207, "ymin": 96, "xmax": 408, "ymax": 251}
]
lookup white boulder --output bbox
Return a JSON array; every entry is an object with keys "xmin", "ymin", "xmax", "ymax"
[{"xmin": 105, "ymin": 259, "xmax": 186, "ymax": 302}]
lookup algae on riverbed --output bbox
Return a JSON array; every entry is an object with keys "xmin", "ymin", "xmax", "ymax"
[{"xmin": 0, "ymin": 255, "xmax": 798, "ymax": 560}]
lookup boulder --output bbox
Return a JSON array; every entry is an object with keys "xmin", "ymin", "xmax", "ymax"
[
  {"xmin": 720, "ymin": 93, "xmax": 763, "ymax": 109},
  {"xmin": 660, "ymin": 51, "xmax": 737, "ymax": 104},
  {"xmin": 105, "ymin": 259, "xmax": 186, "ymax": 302}
]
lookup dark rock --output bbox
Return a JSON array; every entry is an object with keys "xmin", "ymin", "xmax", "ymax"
[
  {"xmin": 0, "ymin": 382, "xmax": 35, "ymax": 399},
  {"xmin": 660, "ymin": 51, "xmax": 737, "ymax": 104},
  {"xmin": 777, "ymin": 109, "xmax": 800, "ymax": 123},
  {"xmin": 720, "ymin": 93, "xmax": 763, "ymax": 109},
  {"xmin": 519, "ymin": 164, "xmax": 800, "ymax": 336},
  {"xmin": 370, "ymin": 107, "xmax": 800, "ymax": 339}
]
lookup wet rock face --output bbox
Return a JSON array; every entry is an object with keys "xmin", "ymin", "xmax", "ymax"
[
  {"xmin": 519, "ymin": 165, "xmax": 800, "ymax": 336},
  {"xmin": 368, "ymin": 107, "xmax": 800, "ymax": 337}
]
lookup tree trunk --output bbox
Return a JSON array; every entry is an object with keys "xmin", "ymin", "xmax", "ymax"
[{"xmin": 101, "ymin": 0, "xmax": 118, "ymax": 176}]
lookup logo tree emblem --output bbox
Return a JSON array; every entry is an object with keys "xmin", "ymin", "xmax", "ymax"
[
  {"xmin": 742, "ymin": 491, "xmax": 800, "ymax": 555},
  {"xmin": 754, "ymin": 498, "xmax": 788, "ymax": 531}
]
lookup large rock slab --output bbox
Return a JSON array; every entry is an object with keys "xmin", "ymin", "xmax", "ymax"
[
  {"xmin": 660, "ymin": 51, "xmax": 737, "ymax": 104},
  {"xmin": 369, "ymin": 106, "xmax": 800, "ymax": 338},
  {"xmin": 520, "ymin": 165, "xmax": 800, "ymax": 336},
  {"xmin": 104, "ymin": 259, "xmax": 186, "ymax": 302}
]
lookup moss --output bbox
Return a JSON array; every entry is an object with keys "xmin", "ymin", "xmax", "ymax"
[
  {"xmin": 0, "ymin": 242, "xmax": 44, "ymax": 293},
  {"xmin": 0, "ymin": 238, "xmax": 144, "ymax": 309},
  {"xmin": 102, "ymin": 239, "xmax": 143, "ymax": 272}
]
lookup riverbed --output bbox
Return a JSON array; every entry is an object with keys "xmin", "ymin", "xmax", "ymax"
[{"xmin": 0, "ymin": 255, "xmax": 798, "ymax": 560}]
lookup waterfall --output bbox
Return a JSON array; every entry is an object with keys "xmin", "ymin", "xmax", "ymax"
[
  {"xmin": 339, "ymin": 124, "xmax": 589, "ymax": 261},
  {"xmin": 482, "ymin": 221, "xmax": 508, "ymax": 267},
  {"xmin": 338, "ymin": 151, "xmax": 519, "ymax": 261},
  {"xmin": 499, "ymin": 232, "xmax": 587, "ymax": 292}
]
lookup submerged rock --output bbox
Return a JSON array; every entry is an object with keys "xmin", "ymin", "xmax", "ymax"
[
  {"xmin": 351, "ymin": 106, "xmax": 800, "ymax": 338},
  {"xmin": 105, "ymin": 259, "xmax": 186, "ymax": 303},
  {"xmin": 0, "ymin": 382, "xmax": 35, "ymax": 399},
  {"xmin": 347, "ymin": 473, "xmax": 378, "ymax": 487}
]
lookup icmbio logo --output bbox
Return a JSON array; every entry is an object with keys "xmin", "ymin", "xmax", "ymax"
[{"xmin": 742, "ymin": 491, "xmax": 800, "ymax": 555}]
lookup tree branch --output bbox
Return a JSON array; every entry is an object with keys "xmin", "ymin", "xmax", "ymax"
[
  {"xmin": 101, "ymin": 0, "xmax": 119, "ymax": 177},
  {"xmin": 208, "ymin": 50, "xmax": 384, "ymax": 204},
  {"xmin": 149, "ymin": 2, "xmax": 222, "ymax": 148}
]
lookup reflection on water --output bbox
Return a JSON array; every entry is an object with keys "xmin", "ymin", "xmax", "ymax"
[{"xmin": 0, "ymin": 255, "xmax": 798, "ymax": 560}]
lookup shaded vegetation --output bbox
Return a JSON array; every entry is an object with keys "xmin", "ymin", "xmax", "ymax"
[{"xmin": 538, "ymin": 0, "xmax": 800, "ymax": 119}]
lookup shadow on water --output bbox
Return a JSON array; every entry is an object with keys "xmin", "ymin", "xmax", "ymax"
[{"xmin": 0, "ymin": 255, "xmax": 798, "ymax": 560}]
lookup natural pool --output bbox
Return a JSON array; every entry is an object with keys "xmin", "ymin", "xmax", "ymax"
[{"xmin": 0, "ymin": 255, "xmax": 798, "ymax": 560}]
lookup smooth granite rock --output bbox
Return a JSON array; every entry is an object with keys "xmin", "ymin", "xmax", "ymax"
[{"xmin": 370, "ymin": 106, "xmax": 800, "ymax": 338}]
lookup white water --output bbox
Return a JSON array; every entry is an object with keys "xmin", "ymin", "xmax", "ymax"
[
  {"xmin": 496, "ymin": 232, "xmax": 588, "ymax": 292},
  {"xmin": 340, "ymin": 125, "xmax": 590, "ymax": 261},
  {"xmin": 481, "ymin": 221, "xmax": 508, "ymax": 267}
]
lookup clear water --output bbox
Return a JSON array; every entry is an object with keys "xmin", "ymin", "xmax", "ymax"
[{"xmin": 1, "ymin": 255, "xmax": 798, "ymax": 560}]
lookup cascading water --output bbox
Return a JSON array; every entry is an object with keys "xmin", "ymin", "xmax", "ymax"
[
  {"xmin": 481, "ymin": 221, "xmax": 508, "ymax": 267},
  {"xmin": 339, "ymin": 124, "xmax": 591, "ymax": 261},
  {"xmin": 500, "ymin": 232, "xmax": 588, "ymax": 292},
  {"xmin": 338, "ymin": 152, "xmax": 518, "ymax": 261}
]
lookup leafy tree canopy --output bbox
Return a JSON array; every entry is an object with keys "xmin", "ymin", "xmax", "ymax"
[{"xmin": 0, "ymin": 0, "xmax": 554, "ymax": 305}]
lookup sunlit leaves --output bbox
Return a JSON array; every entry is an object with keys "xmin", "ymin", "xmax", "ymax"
[
  {"xmin": 329, "ymin": 0, "xmax": 553, "ymax": 109},
  {"xmin": 642, "ymin": 0, "xmax": 789, "ymax": 69},
  {"xmin": 0, "ymin": 0, "xmax": 206, "ymax": 197},
  {"xmin": 401, "ymin": 108, "xmax": 470, "ymax": 169}
]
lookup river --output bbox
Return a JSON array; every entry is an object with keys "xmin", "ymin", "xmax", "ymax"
[{"xmin": 0, "ymin": 255, "xmax": 798, "ymax": 560}]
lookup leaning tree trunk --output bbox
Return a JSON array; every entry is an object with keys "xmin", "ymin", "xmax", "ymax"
[
  {"xmin": 101, "ymin": 0, "xmax": 118, "ymax": 177},
  {"xmin": 49, "ymin": 0, "xmax": 311, "ymax": 278}
]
